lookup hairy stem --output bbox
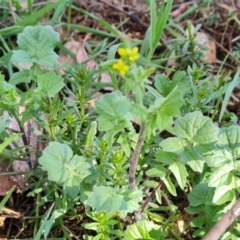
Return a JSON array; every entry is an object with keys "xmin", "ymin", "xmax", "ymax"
[{"xmin": 129, "ymin": 121, "xmax": 146, "ymax": 190}]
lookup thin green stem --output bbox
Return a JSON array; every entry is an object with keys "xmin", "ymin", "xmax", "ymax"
[
  {"xmin": 33, "ymin": 192, "xmax": 41, "ymax": 237},
  {"xmin": 80, "ymin": 85, "xmax": 85, "ymax": 119}
]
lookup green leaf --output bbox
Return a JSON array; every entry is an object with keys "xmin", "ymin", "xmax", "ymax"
[
  {"xmin": 36, "ymin": 72, "xmax": 64, "ymax": 97},
  {"xmin": 191, "ymin": 216, "xmax": 206, "ymax": 228},
  {"xmin": 11, "ymin": 25, "xmax": 60, "ymax": 69},
  {"xmin": 148, "ymin": 86, "xmax": 184, "ymax": 131},
  {"xmin": 174, "ymin": 111, "xmax": 219, "ymax": 143},
  {"xmin": 188, "ymin": 183, "xmax": 215, "ymax": 207},
  {"xmin": 155, "ymin": 71, "xmax": 190, "ymax": 96},
  {"xmin": 146, "ymin": 166, "xmax": 168, "ymax": 178},
  {"xmin": 208, "ymin": 163, "xmax": 233, "ymax": 187},
  {"xmin": 39, "ymin": 142, "xmax": 92, "ymax": 187},
  {"xmin": 213, "ymin": 186, "xmax": 235, "ymax": 205},
  {"xmin": 87, "ymin": 186, "xmax": 142, "ymax": 215},
  {"xmin": 219, "ymin": 69, "xmax": 240, "ymax": 121},
  {"xmin": 155, "ymin": 150, "xmax": 177, "ymax": 165},
  {"xmin": 0, "ymin": 75, "xmax": 14, "ymax": 96},
  {"xmin": 43, "ymin": 208, "xmax": 66, "ymax": 238},
  {"xmin": 124, "ymin": 220, "xmax": 164, "ymax": 240},
  {"xmin": 169, "ymin": 162, "xmax": 188, "ymax": 190},
  {"xmin": 95, "ymin": 90, "xmax": 135, "ymax": 146},
  {"xmin": 88, "ymin": 186, "xmax": 129, "ymax": 214},
  {"xmin": 0, "ymin": 186, "xmax": 15, "ymax": 211},
  {"xmin": 162, "ymin": 176, "xmax": 177, "ymax": 196},
  {"xmin": 0, "ymin": 115, "xmax": 11, "ymax": 134},
  {"xmin": 160, "ymin": 111, "xmax": 219, "ymax": 172},
  {"xmin": 9, "ymin": 70, "xmax": 31, "ymax": 85},
  {"xmin": 96, "ymin": 90, "xmax": 133, "ymax": 131},
  {"xmin": 0, "ymin": 133, "xmax": 22, "ymax": 153}
]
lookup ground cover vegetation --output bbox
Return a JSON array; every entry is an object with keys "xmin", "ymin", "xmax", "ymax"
[{"xmin": 1, "ymin": 0, "xmax": 240, "ymax": 239}]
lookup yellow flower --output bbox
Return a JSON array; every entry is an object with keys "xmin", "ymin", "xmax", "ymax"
[
  {"xmin": 118, "ymin": 48, "xmax": 129, "ymax": 57},
  {"xmin": 112, "ymin": 59, "xmax": 129, "ymax": 76},
  {"xmin": 117, "ymin": 47, "xmax": 139, "ymax": 62},
  {"xmin": 128, "ymin": 47, "xmax": 139, "ymax": 61}
]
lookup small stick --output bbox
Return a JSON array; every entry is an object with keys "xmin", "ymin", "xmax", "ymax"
[{"xmin": 203, "ymin": 198, "xmax": 240, "ymax": 240}]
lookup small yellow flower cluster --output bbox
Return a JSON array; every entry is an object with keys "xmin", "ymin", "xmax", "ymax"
[{"xmin": 112, "ymin": 47, "xmax": 139, "ymax": 76}]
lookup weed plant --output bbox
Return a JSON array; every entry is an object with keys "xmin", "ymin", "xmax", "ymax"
[{"xmin": 0, "ymin": 0, "xmax": 240, "ymax": 239}]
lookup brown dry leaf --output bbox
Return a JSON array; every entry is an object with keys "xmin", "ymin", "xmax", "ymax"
[
  {"xmin": 173, "ymin": 213, "xmax": 193, "ymax": 235},
  {"xmin": 217, "ymin": 3, "xmax": 236, "ymax": 12},
  {"xmin": 170, "ymin": 4, "xmax": 187, "ymax": 18},
  {"xmin": 195, "ymin": 32, "xmax": 216, "ymax": 64},
  {"xmin": 0, "ymin": 160, "xmax": 17, "ymax": 196},
  {"xmin": 1, "ymin": 207, "xmax": 20, "ymax": 217},
  {"xmin": 58, "ymin": 40, "xmax": 79, "ymax": 69},
  {"xmin": 0, "ymin": 207, "xmax": 21, "ymax": 229},
  {"xmin": 0, "ymin": 216, "xmax": 6, "ymax": 228}
]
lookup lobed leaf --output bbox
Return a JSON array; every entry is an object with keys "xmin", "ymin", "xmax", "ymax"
[
  {"xmin": 124, "ymin": 220, "xmax": 164, "ymax": 240},
  {"xmin": 87, "ymin": 186, "xmax": 142, "ymax": 216},
  {"xmin": 187, "ymin": 183, "xmax": 215, "ymax": 207},
  {"xmin": 148, "ymin": 86, "xmax": 184, "ymax": 131},
  {"xmin": 39, "ymin": 142, "xmax": 92, "ymax": 187},
  {"xmin": 36, "ymin": 72, "xmax": 64, "ymax": 97},
  {"xmin": 11, "ymin": 25, "xmax": 60, "ymax": 69}
]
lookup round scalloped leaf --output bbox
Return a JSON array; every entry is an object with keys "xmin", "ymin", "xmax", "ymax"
[
  {"xmin": 11, "ymin": 25, "xmax": 60, "ymax": 69},
  {"xmin": 39, "ymin": 142, "xmax": 92, "ymax": 187}
]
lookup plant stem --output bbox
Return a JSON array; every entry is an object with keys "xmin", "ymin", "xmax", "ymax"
[
  {"xmin": 141, "ymin": 181, "xmax": 162, "ymax": 213},
  {"xmin": 128, "ymin": 121, "xmax": 146, "ymax": 221},
  {"xmin": 129, "ymin": 121, "xmax": 146, "ymax": 190},
  {"xmin": 80, "ymin": 84, "xmax": 86, "ymax": 121},
  {"xmin": 33, "ymin": 192, "xmax": 40, "ymax": 237}
]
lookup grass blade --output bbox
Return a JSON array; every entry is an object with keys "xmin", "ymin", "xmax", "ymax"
[{"xmin": 219, "ymin": 69, "xmax": 240, "ymax": 121}]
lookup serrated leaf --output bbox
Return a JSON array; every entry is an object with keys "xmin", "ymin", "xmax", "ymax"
[
  {"xmin": 87, "ymin": 186, "xmax": 142, "ymax": 215},
  {"xmin": 36, "ymin": 72, "xmax": 64, "ymax": 97},
  {"xmin": 148, "ymin": 86, "xmax": 183, "ymax": 131},
  {"xmin": 124, "ymin": 220, "xmax": 164, "ymax": 240},
  {"xmin": 188, "ymin": 183, "xmax": 215, "ymax": 207},
  {"xmin": 174, "ymin": 111, "xmax": 219, "ymax": 143},
  {"xmin": 160, "ymin": 111, "xmax": 218, "ymax": 172},
  {"xmin": 169, "ymin": 162, "xmax": 188, "ymax": 189},
  {"xmin": 11, "ymin": 25, "xmax": 60, "ymax": 69},
  {"xmin": 39, "ymin": 142, "xmax": 92, "ymax": 187}
]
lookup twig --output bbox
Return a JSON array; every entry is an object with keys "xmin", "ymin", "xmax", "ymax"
[
  {"xmin": 8, "ymin": 0, "xmax": 16, "ymax": 24},
  {"xmin": 203, "ymin": 198, "xmax": 240, "ymax": 240},
  {"xmin": 141, "ymin": 181, "xmax": 162, "ymax": 213},
  {"xmin": 62, "ymin": 225, "xmax": 81, "ymax": 240}
]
